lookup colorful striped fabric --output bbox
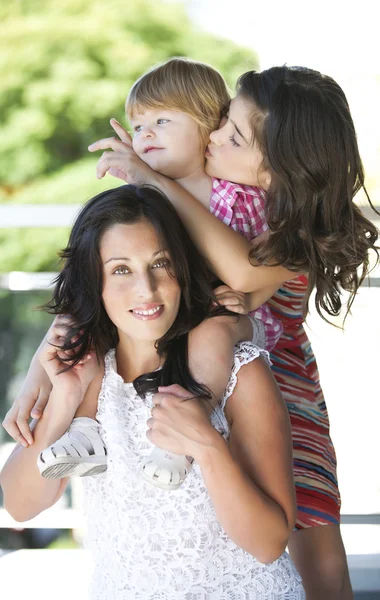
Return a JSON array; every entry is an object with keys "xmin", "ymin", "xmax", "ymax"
[
  {"xmin": 210, "ymin": 178, "xmax": 283, "ymax": 351},
  {"xmin": 269, "ymin": 276, "xmax": 340, "ymax": 529},
  {"xmin": 210, "ymin": 180, "xmax": 341, "ymax": 529}
]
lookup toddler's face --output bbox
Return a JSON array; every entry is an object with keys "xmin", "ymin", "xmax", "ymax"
[{"xmin": 129, "ymin": 108, "xmax": 204, "ymax": 179}]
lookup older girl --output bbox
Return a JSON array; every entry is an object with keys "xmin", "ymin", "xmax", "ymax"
[{"xmin": 87, "ymin": 61, "xmax": 378, "ymax": 599}]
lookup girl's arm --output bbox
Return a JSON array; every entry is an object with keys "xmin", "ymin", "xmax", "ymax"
[
  {"xmin": 156, "ymin": 176, "xmax": 296, "ymax": 292},
  {"xmin": 2, "ymin": 316, "xmax": 89, "ymax": 446},
  {"xmin": 89, "ymin": 123, "xmax": 297, "ymax": 292},
  {"xmin": 246, "ymin": 285, "xmax": 280, "ymax": 311},
  {"xmin": 148, "ymin": 357, "xmax": 295, "ymax": 564},
  {"xmin": 2, "ymin": 328, "xmax": 53, "ymax": 447}
]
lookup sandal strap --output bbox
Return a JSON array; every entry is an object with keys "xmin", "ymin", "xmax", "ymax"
[
  {"xmin": 70, "ymin": 418, "xmax": 107, "ymax": 456},
  {"xmin": 40, "ymin": 419, "xmax": 106, "ymax": 463},
  {"xmin": 142, "ymin": 448, "xmax": 193, "ymax": 485}
]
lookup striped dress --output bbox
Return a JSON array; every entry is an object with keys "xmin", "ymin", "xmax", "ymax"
[
  {"xmin": 210, "ymin": 178, "xmax": 341, "ymax": 529},
  {"xmin": 268, "ymin": 278, "xmax": 340, "ymax": 528},
  {"xmin": 210, "ymin": 178, "xmax": 283, "ymax": 352}
]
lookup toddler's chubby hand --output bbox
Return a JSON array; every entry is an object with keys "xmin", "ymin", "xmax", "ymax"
[
  {"xmin": 88, "ymin": 118, "xmax": 158, "ymax": 187},
  {"xmin": 213, "ymin": 285, "xmax": 249, "ymax": 315}
]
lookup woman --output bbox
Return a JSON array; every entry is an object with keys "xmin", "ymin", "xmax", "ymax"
[{"xmin": 1, "ymin": 184, "xmax": 304, "ymax": 599}]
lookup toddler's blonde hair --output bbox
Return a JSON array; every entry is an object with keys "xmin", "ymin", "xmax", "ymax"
[{"xmin": 126, "ymin": 57, "xmax": 231, "ymax": 148}]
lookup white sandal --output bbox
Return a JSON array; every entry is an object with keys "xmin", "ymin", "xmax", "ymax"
[
  {"xmin": 140, "ymin": 447, "xmax": 193, "ymax": 490},
  {"xmin": 37, "ymin": 417, "xmax": 107, "ymax": 479}
]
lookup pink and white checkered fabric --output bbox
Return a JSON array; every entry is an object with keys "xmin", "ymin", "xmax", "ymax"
[{"xmin": 210, "ymin": 178, "xmax": 282, "ymax": 351}]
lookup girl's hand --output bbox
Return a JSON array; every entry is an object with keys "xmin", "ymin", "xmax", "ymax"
[
  {"xmin": 147, "ymin": 384, "xmax": 219, "ymax": 462},
  {"xmin": 88, "ymin": 118, "xmax": 159, "ymax": 186},
  {"xmin": 214, "ymin": 284, "xmax": 249, "ymax": 315},
  {"xmin": 2, "ymin": 365, "xmax": 52, "ymax": 447}
]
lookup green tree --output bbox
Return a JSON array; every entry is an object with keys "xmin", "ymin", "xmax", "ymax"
[{"xmin": 0, "ymin": 0, "xmax": 257, "ymax": 271}]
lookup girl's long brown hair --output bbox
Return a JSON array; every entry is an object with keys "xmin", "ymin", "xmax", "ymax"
[{"xmin": 237, "ymin": 66, "xmax": 379, "ymax": 321}]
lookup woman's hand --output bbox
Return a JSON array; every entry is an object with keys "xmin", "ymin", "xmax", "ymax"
[
  {"xmin": 38, "ymin": 320, "xmax": 97, "ymax": 399},
  {"xmin": 88, "ymin": 118, "xmax": 160, "ymax": 186},
  {"xmin": 146, "ymin": 384, "xmax": 219, "ymax": 462},
  {"xmin": 214, "ymin": 284, "xmax": 249, "ymax": 315}
]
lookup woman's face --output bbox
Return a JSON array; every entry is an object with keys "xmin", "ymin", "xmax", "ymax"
[
  {"xmin": 205, "ymin": 95, "xmax": 271, "ymax": 190},
  {"xmin": 101, "ymin": 219, "xmax": 181, "ymax": 344}
]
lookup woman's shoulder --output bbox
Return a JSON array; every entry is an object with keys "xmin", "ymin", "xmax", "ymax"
[
  {"xmin": 103, "ymin": 348, "xmax": 116, "ymax": 372},
  {"xmin": 221, "ymin": 342, "xmax": 271, "ymax": 409},
  {"xmin": 233, "ymin": 340, "xmax": 270, "ymax": 364}
]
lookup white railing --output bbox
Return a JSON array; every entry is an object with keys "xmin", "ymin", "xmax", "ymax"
[{"xmin": 0, "ymin": 205, "xmax": 81, "ymax": 228}]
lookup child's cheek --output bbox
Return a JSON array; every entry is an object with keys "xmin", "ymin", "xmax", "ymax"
[{"xmin": 132, "ymin": 138, "xmax": 144, "ymax": 160}]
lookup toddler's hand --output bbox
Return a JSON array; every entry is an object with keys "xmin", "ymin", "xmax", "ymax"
[
  {"xmin": 88, "ymin": 119, "xmax": 158, "ymax": 187},
  {"xmin": 213, "ymin": 285, "xmax": 249, "ymax": 315}
]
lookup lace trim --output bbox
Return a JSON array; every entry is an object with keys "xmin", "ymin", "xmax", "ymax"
[
  {"xmin": 96, "ymin": 350, "xmax": 134, "ymax": 423},
  {"xmin": 221, "ymin": 341, "xmax": 271, "ymax": 410},
  {"xmin": 84, "ymin": 343, "xmax": 305, "ymax": 599}
]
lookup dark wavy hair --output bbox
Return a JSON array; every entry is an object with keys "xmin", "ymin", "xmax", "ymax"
[
  {"xmin": 45, "ymin": 184, "xmax": 228, "ymax": 398},
  {"xmin": 236, "ymin": 66, "xmax": 379, "ymax": 320}
]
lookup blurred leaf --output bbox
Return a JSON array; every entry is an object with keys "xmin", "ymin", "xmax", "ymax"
[
  {"xmin": 0, "ymin": 0, "xmax": 258, "ymax": 271},
  {"xmin": 0, "ymin": 227, "xmax": 70, "ymax": 272},
  {"xmin": 2, "ymin": 157, "xmax": 120, "ymax": 205}
]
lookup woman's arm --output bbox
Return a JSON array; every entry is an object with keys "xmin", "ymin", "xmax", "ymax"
[
  {"xmin": 1, "ymin": 323, "xmax": 101, "ymax": 521},
  {"xmin": 199, "ymin": 357, "xmax": 296, "ymax": 564},
  {"xmin": 204, "ymin": 357, "xmax": 295, "ymax": 561},
  {"xmin": 0, "ymin": 389, "xmax": 78, "ymax": 522},
  {"xmin": 0, "ymin": 366, "xmax": 103, "ymax": 522},
  {"xmin": 188, "ymin": 315, "xmax": 253, "ymax": 404},
  {"xmin": 148, "ymin": 356, "xmax": 295, "ymax": 564}
]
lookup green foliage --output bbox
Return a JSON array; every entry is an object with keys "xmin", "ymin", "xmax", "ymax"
[
  {"xmin": 0, "ymin": 227, "xmax": 70, "ymax": 272},
  {"xmin": 1, "ymin": 158, "xmax": 119, "ymax": 205},
  {"xmin": 0, "ymin": 0, "xmax": 257, "ymax": 271}
]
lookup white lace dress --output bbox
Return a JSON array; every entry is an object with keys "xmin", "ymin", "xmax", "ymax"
[{"xmin": 83, "ymin": 342, "xmax": 305, "ymax": 599}]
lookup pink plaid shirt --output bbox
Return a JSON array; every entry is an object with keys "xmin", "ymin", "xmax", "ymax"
[{"xmin": 210, "ymin": 178, "xmax": 282, "ymax": 351}]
